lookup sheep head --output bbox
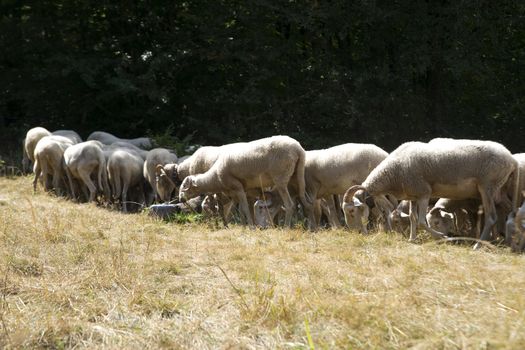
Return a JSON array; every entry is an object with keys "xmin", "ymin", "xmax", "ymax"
[
  {"xmin": 155, "ymin": 163, "xmax": 178, "ymax": 203},
  {"xmin": 390, "ymin": 209, "xmax": 410, "ymax": 233},
  {"xmin": 426, "ymin": 207, "xmax": 455, "ymax": 235},
  {"xmin": 253, "ymin": 192, "xmax": 282, "ymax": 228},
  {"xmin": 179, "ymin": 175, "xmax": 198, "ymax": 202}
]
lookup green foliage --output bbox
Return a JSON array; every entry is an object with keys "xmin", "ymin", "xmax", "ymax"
[{"xmin": 148, "ymin": 124, "xmax": 198, "ymax": 156}]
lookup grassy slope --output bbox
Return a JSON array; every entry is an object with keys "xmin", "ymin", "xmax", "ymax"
[{"xmin": 0, "ymin": 176, "xmax": 525, "ymax": 349}]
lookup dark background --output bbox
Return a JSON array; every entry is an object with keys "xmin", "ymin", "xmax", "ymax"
[{"xmin": 1, "ymin": 0, "xmax": 525, "ymax": 162}]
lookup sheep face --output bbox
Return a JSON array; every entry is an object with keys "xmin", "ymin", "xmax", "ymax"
[
  {"xmin": 201, "ymin": 195, "xmax": 219, "ymax": 216},
  {"xmin": 390, "ymin": 209, "xmax": 410, "ymax": 233},
  {"xmin": 155, "ymin": 165, "xmax": 177, "ymax": 203},
  {"xmin": 179, "ymin": 175, "xmax": 198, "ymax": 202},
  {"xmin": 426, "ymin": 209, "xmax": 455, "ymax": 235},
  {"xmin": 342, "ymin": 197, "xmax": 370, "ymax": 233}
]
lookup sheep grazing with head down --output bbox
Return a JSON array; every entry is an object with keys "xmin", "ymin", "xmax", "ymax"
[
  {"xmin": 32, "ymin": 135, "xmax": 76, "ymax": 195},
  {"xmin": 63, "ymin": 140, "xmax": 111, "ymax": 202},
  {"xmin": 178, "ymin": 135, "xmax": 314, "ymax": 228},
  {"xmin": 87, "ymin": 131, "xmax": 153, "ymax": 150},
  {"xmin": 106, "ymin": 147, "xmax": 147, "ymax": 212},
  {"xmin": 23, "ymin": 127, "xmax": 52, "ymax": 173},
  {"xmin": 143, "ymin": 148, "xmax": 178, "ymax": 204},
  {"xmin": 155, "ymin": 144, "xmax": 243, "ymax": 203},
  {"xmin": 252, "ymin": 143, "xmax": 390, "ymax": 231},
  {"xmin": 343, "ymin": 139, "xmax": 520, "ymax": 248}
]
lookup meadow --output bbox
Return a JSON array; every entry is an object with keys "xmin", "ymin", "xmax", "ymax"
[{"xmin": 0, "ymin": 176, "xmax": 524, "ymax": 349}]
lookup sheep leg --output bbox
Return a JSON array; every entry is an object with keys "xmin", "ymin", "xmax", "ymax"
[
  {"xmin": 324, "ymin": 195, "xmax": 342, "ymax": 229},
  {"xmin": 275, "ymin": 185, "xmax": 295, "ymax": 228},
  {"xmin": 235, "ymin": 190, "xmax": 254, "ymax": 228},
  {"xmin": 65, "ymin": 167, "xmax": 77, "ymax": 200},
  {"xmin": 122, "ymin": 180, "xmax": 129, "ymax": 213},
  {"xmin": 33, "ymin": 159, "xmax": 41, "ymax": 192},
  {"xmin": 408, "ymin": 200, "xmax": 418, "ymax": 241},
  {"xmin": 474, "ymin": 186, "xmax": 498, "ymax": 249},
  {"xmin": 79, "ymin": 170, "xmax": 97, "ymax": 202},
  {"xmin": 313, "ymin": 200, "xmax": 322, "ymax": 227}
]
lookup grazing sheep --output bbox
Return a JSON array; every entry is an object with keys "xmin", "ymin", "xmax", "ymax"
[
  {"xmin": 342, "ymin": 139, "xmax": 519, "ymax": 247},
  {"xmin": 155, "ymin": 163, "xmax": 180, "ymax": 203},
  {"xmin": 253, "ymin": 143, "xmax": 389, "ymax": 230},
  {"xmin": 63, "ymin": 140, "xmax": 111, "ymax": 202},
  {"xmin": 23, "ymin": 127, "xmax": 52, "ymax": 173},
  {"xmin": 155, "ymin": 144, "xmax": 245, "ymax": 225},
  {"xmin": 306, "ymin": 144, "xmax": 389, "ymax": 229},
  {"xmin": 32, "ymin": 135, "xmax": 75, "ymax": 195},
  {"xmin": 178, "ymin": 136, "xmax": 314, "ymax": 228},
  {"xmin": 52, "ymin": 130, "xmax": 83, "ymax": 144},
  {"xmin": 106, "ymin": 147, "xmax": 147, "ymax": 212},
  {"xmin": 432, "ymin": 153, "xmax": 525, "ymax": 243},
  {"xmin": 143, "ymin": 148, "xmax": 178, "ymax": 204},
  {"xmin": 87, "ymin": 131, "xmax": 153, "ymax": 149}
]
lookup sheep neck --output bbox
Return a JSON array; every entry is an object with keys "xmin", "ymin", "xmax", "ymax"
[{"xmin": 193, "ymin": 169, "xmax": 224, "ymax": 194}]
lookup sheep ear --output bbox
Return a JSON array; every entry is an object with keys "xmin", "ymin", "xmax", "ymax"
[
  {"xmin": 441, "ymin": 212, "xmax": 454, "ymax": 220},
  {"xmin": 181, "ymin": 176, "xmax": 194, "ymax": 191},
  {"xmin": 155, "ymin": 164, "xmax": 165, "ymax": 176},
  {"xmin": 428, "ymin": 207, "xmax": 441, "ymax": 216}
]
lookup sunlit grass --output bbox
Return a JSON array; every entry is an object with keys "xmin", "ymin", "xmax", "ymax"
[{"xmin": 1, "ymin": 176, "xmax": 525, "ymax": 349}]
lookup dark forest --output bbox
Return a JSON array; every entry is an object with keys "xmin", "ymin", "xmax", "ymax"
[{"xmin": 1, "ymin": 1, "xmax": 525, "ymax": 160}]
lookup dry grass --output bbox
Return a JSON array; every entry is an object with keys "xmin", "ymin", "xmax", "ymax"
[{"xmin": 1, "ymin": 176, "xmax": 525, "ymax": 349}]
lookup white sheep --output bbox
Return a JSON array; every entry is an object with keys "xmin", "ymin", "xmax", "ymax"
[
  {"xmin": 178, "ymin": 135, "xmax": 314, "ymax": 228},
  {"xmin": 87, "ymin": 131, "xmax": 153, "ymax": 149},
  {"xmin": 32, "ymin": 135, "xmax": 75, "ymax": 195},
  {"xmin": 342, "ymin": 139, "xmax": 519, "ymax": 247},
  {"xmin": 106, "ymin": 147, "xmax": 147, "ymax": 212},
  {"xmin": 253, "ymin": 143, "xmax": 389, "ymax": 230},
  {"xmin": 63, "ymin": 140, "xmax": 111, "ymax": 202},
  {"xmin": 142, "ymin": 148, "xmax": 178, "ymax": 204},
  {"xmin": 155, "ymin": 144, "xmax": 245, "ymax": 224},
  {"xmin": 23, "ymin": 127, "xmax": 52, "ymax": 173}
]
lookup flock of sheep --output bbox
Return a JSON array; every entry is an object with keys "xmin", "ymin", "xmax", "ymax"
[{"xmin": 22, "ymin": 126, "xmax": 525, "ymax": 252}]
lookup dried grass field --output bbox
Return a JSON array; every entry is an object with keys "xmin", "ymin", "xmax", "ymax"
[{"xmin": 1, "ymin": 176, "xmax": 525, "ymax": 349}]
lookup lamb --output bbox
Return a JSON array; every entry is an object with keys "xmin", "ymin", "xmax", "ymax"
[
  {"xmin": 342, "ymin": 139, "xmax": 520, "ymax": 247},
  {"xmin": 32, "ymin": 135, "xmax": 75, "ymax": 195},
  {"xmin": 63, "ymin": 140, "xmax": 111, "ymax": 202},
  {"xmin": 87, "ymin": 131, "xmax": 153, "ymax": 149},
  {"xmin": 390, "ymin": 200, "xmax": 411, "ymax": 234},
  {"xmin": 106, "ymin": 147, "xmax": 147, "ymax": 212},
  {"xmin": 178, "ymin": 135, "xmax": 314, "ymax": 228},
  {"xmin": 426, "ymin": 198, "xmax": 481, "ymax": 238},
  {"xmin": 142, "ymin": 148, "xmax": 178, "ymax": 204}
]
